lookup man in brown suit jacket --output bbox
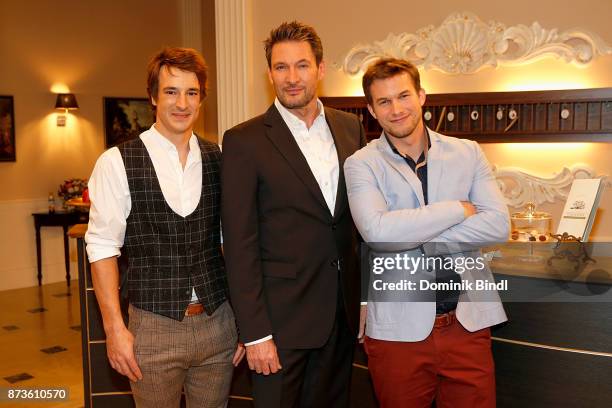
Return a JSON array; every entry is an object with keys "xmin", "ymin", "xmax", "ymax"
[{"xmin": 221, "ymin": 21, "xmax": 366, "ymax": 408}]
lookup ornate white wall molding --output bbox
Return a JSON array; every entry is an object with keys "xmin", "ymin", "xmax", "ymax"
[
  {"xmin": 493, "ymin": 164, "xmax": 609, "ymax": 208},
  {"xmin": 215, "ymin": 0, "xmax": 250, "ymax": 140},
  {"xmin": 343, "ymin": 12, "xmax": 612, "ymax": 75}
]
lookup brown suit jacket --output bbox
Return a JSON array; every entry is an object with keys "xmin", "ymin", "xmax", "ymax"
[{"xmin": 221, "ymin": 104, "xmax": 366, "ymax": 348}]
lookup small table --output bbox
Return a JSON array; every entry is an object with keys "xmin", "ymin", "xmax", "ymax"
[{"xmin": 32, "ymin": 211, "xmax": 89, "ymax": 286}]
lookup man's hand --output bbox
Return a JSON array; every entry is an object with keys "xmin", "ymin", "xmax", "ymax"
[
  {"xmin": 461, "ymin": 201, "xmax": 477, "ymax": 218},
  {"xmin": 245, "ymin": 339, "xmax": 282, "ymax": 375},
  {"xmin": 232, "ymin": 343, "xmax": 246, "ymax": 366},
  {"xmin": 106, "ymin": 325, "xmax": 142, "ymax": 382},
  {"xmin": 358, "ymin": 304, "xmax": 367, "ymax": 343}
]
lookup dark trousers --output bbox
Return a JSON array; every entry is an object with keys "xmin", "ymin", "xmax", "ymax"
[{"xmin": 252, "ymin": 297, "xmax": 355, "ymax": 408}]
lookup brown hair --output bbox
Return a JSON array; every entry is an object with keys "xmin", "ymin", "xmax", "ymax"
[
  {"xmin": 362, "ymin": 58, "xmax": 421, "ymax": 104},
  {"xmin": 264, "ymin": 21, "xmax": 323, "ymax": 67},
  {"xmin": 146, "ymin": 47, "xmax": 208, "ymax": 103}
]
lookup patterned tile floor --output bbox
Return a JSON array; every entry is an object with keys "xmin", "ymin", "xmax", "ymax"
[{"xmin": 0, "ymin": 280, "xmax": 83, "ymax": 407}]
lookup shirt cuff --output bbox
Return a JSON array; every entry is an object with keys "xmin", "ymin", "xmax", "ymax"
[
  {"xmin": 244, "ymin": 335, "xmax": 273, "ymax": 346},
  {"xmin": 360, "ymin": 302, "xmax": 368, "ymax": 306},
  {"xmin": 86, "ymin": 244, "xmax": 121, "ymax": 264}
]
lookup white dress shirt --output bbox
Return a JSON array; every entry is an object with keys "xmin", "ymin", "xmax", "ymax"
[
  {"xmin": 85, "ymin": 125, "xmax": 203, "ymax": 302},
  {"xmin": 275, "ymin": 98, "xmax": 339, "ymax": 213},
  {"xmin": 245, "ymin": 99, "xmax": 340, "ymax": 347}
]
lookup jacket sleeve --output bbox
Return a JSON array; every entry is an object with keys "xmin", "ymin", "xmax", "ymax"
[
  {"xmin": 221, "ymin": 129, "xmax": 273, "ymax": 343},
  {"xmin": 344, "ymin": 153, "xmax": 466, "ymax": 244},
  {"xmin": 430, "ymin": 141, "xmax": 510, "ymax": 244}
]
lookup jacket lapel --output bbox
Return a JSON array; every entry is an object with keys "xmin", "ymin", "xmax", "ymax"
[
  {"xmin": 376, "ymin": 134, "xmax": 426, "ymax": 206},
  {"xmin": 325, "ymin": 108, "xmax": 350, "ymax": 219},
  {"xmin": 263, "ymin": 105, "xmax": 330, "ymax": 214}
]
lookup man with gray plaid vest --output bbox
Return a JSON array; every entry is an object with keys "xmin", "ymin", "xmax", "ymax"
[{"xmin": 85, "ymin": 47, "xmax": 244, "ymax": 407}]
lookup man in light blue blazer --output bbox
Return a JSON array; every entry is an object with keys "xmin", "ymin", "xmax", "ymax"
[{"xmin": 344, "ymin": 58, "xmax": 510, "ymax": 408}]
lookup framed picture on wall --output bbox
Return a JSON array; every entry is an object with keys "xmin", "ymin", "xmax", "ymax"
[
  {"xmin": 103, "ymin": 97, "xmax": 155, "ymax": 148},
  {"xmin": 0, "ymin": 95, "xmax": 16, "ymax": 162}
]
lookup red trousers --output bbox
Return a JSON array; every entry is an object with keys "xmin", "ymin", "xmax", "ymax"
[{"xmin": 364, "ymin": 317, "xmax": 495, "ymax": 408}]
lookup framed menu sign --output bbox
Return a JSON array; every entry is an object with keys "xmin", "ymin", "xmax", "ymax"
[{"xmin": 556, "ymin": 178, "xmax": 604, "ymax": 241}]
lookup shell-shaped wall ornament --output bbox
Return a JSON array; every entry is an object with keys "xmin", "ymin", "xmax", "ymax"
[
  {"xmin": 342, "ymin": 12, "xmax": 612, "ymax": 75},
  {"xmin": 426, "ymin": 13, "xmax": 495, "ymax": 73}
]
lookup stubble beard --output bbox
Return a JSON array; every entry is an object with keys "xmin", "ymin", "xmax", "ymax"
[
  {"xmin": 277, "ymin": 85, "xmax": 316, "ymax": 110},
  {"xmin": 385, "ymin": 116, "xmax": 420, "ymax": 140}
]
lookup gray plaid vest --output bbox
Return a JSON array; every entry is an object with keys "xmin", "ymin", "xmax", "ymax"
[{"xmin": 118, "ymin": 136, "xmax": 228, "ymax": 321}]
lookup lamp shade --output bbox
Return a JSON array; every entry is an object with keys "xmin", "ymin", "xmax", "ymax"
[{"xmin": 55, "ymin": 93, "xmax": 79, "ymax": 110}]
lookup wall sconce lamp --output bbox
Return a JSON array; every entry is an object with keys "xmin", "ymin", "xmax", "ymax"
[{"xmin": 55, "ymin": 93, "xmax": 79, "ymax": 126}]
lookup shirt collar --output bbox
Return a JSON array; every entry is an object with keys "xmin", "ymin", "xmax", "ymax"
[
  {"xmin": 274, "ymin": 97, "xmax": 325, "ymax": 130},
  {"xmin": 149, "ymin": 125, "xmax": 201, "ymax": 163},
  {"xmin": 385, "ymin": 128, "xmax": 431, "ymax": 165}
]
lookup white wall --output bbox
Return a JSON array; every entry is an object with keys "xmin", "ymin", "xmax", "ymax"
[
  {"xmin": 0, "ymin": 1, "xmax": 182, "ymax": 290},
  {"xmin": 0, "ymin": 199, "xmax": 78, "ymax": 290}
]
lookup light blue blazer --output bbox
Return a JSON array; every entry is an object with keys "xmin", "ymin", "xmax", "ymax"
[{"xmin": 344, "ymin": 129, "xmax": 509, "ymax": 341}]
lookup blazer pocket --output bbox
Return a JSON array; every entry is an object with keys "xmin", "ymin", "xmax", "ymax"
[{"xmin": 261, "ymin": 260, "xmax": 297, "ymax": 279}]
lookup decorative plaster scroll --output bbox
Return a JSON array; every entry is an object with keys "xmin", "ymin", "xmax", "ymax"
[
  {"xmin": 343, "ymin": 12, "xmax": 612, "ymax": 75},
  {"xmin": 493, "ymin": 164, "xmax": 609, "ymax": 208}
]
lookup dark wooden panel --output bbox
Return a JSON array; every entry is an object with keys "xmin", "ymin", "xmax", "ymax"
[
  {"xmin": 87, "ymin": 293, "xmax": 128, "ymax": 341},
  {"xmin": 520, "ymin": 104, "xmax": 533, "ymax": 131},
  {"xmin": 491, "ymin": 274, "xmax": 612, "ymax": 353},
  {"xmin": 89, "ymin": 343, "xmax": 132, "ymax": 393},
  {"xmin": 229, "ymin": 362, "xmax": 252, "ymax": 402},
  {"xmin": 228, "ymin": 398, "xmax": 254, "ymax": 408},
  {"xmin": 574, "ymin": 102, "xmax": 587, "ymax": 130},
  {"xmin": 483, "ymin": 105, "xmax": 496, "ymax": 132},
  {"xmin": 603, "ymin": 101, "xmax": 612, "ymax": 129},
  {"xmin": 91, "ymin": 394, "xmax": 191, "ymax": 408},
  {"xmin": 350, "ymin": 361, "xmax": 378, "ymax": 408},
  {"xmin": 92, "ymin": 394, "xmax": 135, "ymax": 408},
  {"xmin": 469, "ymin": 105, "xmax": 483, "ymax": 133},
  {"xmin": 446, "ymin": 106, "xmax": 458, "ymax": 132},
  {"xmin": 560, "ymin": 102, "xmax": 574, "ymax": 131},
  {"xmin": 86, "ymin": 294, "xmax": 104, "ymax": 341},
  {"xmin": 494, "ymin": 105, "xmax": 507, "ymax": 132},
  {"xmin": 587, "ymin": 102, "xmax": 601, "ymax": 130},
  {"xmin": 534, "ymin": 103, "xmax": 547, "ymax": 131},
  {"xmin": 508, "ymin": 105, "xmax": 520, "ymax": 132},
  {"xmin": 322, "ymin": 88, "xmax": 612, "ymax": 142},
  {"xmin": 459, "ymin": 105, "xmax": 470, "ymax": 132},
  {"xmin": 85, "ymin": 259, "xmax": 92, "ymax": 289},
  {"xmin": 434, "ymin": 106, "xmax": 445, "ymax": 132},
  {"xmin": 547, "ymin": 103, "xmax": 560, "ymax": 132},
  {"xmin": 493, "ymin": 341, "xmax": 612, "ymax": 408},
  {"xmin": 76, "ymin": 239, "xmax": 91, "ymax": 407},
  {"xmin": 424, "ymin": 106, "xmax": 434, "ymax": 131}
]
